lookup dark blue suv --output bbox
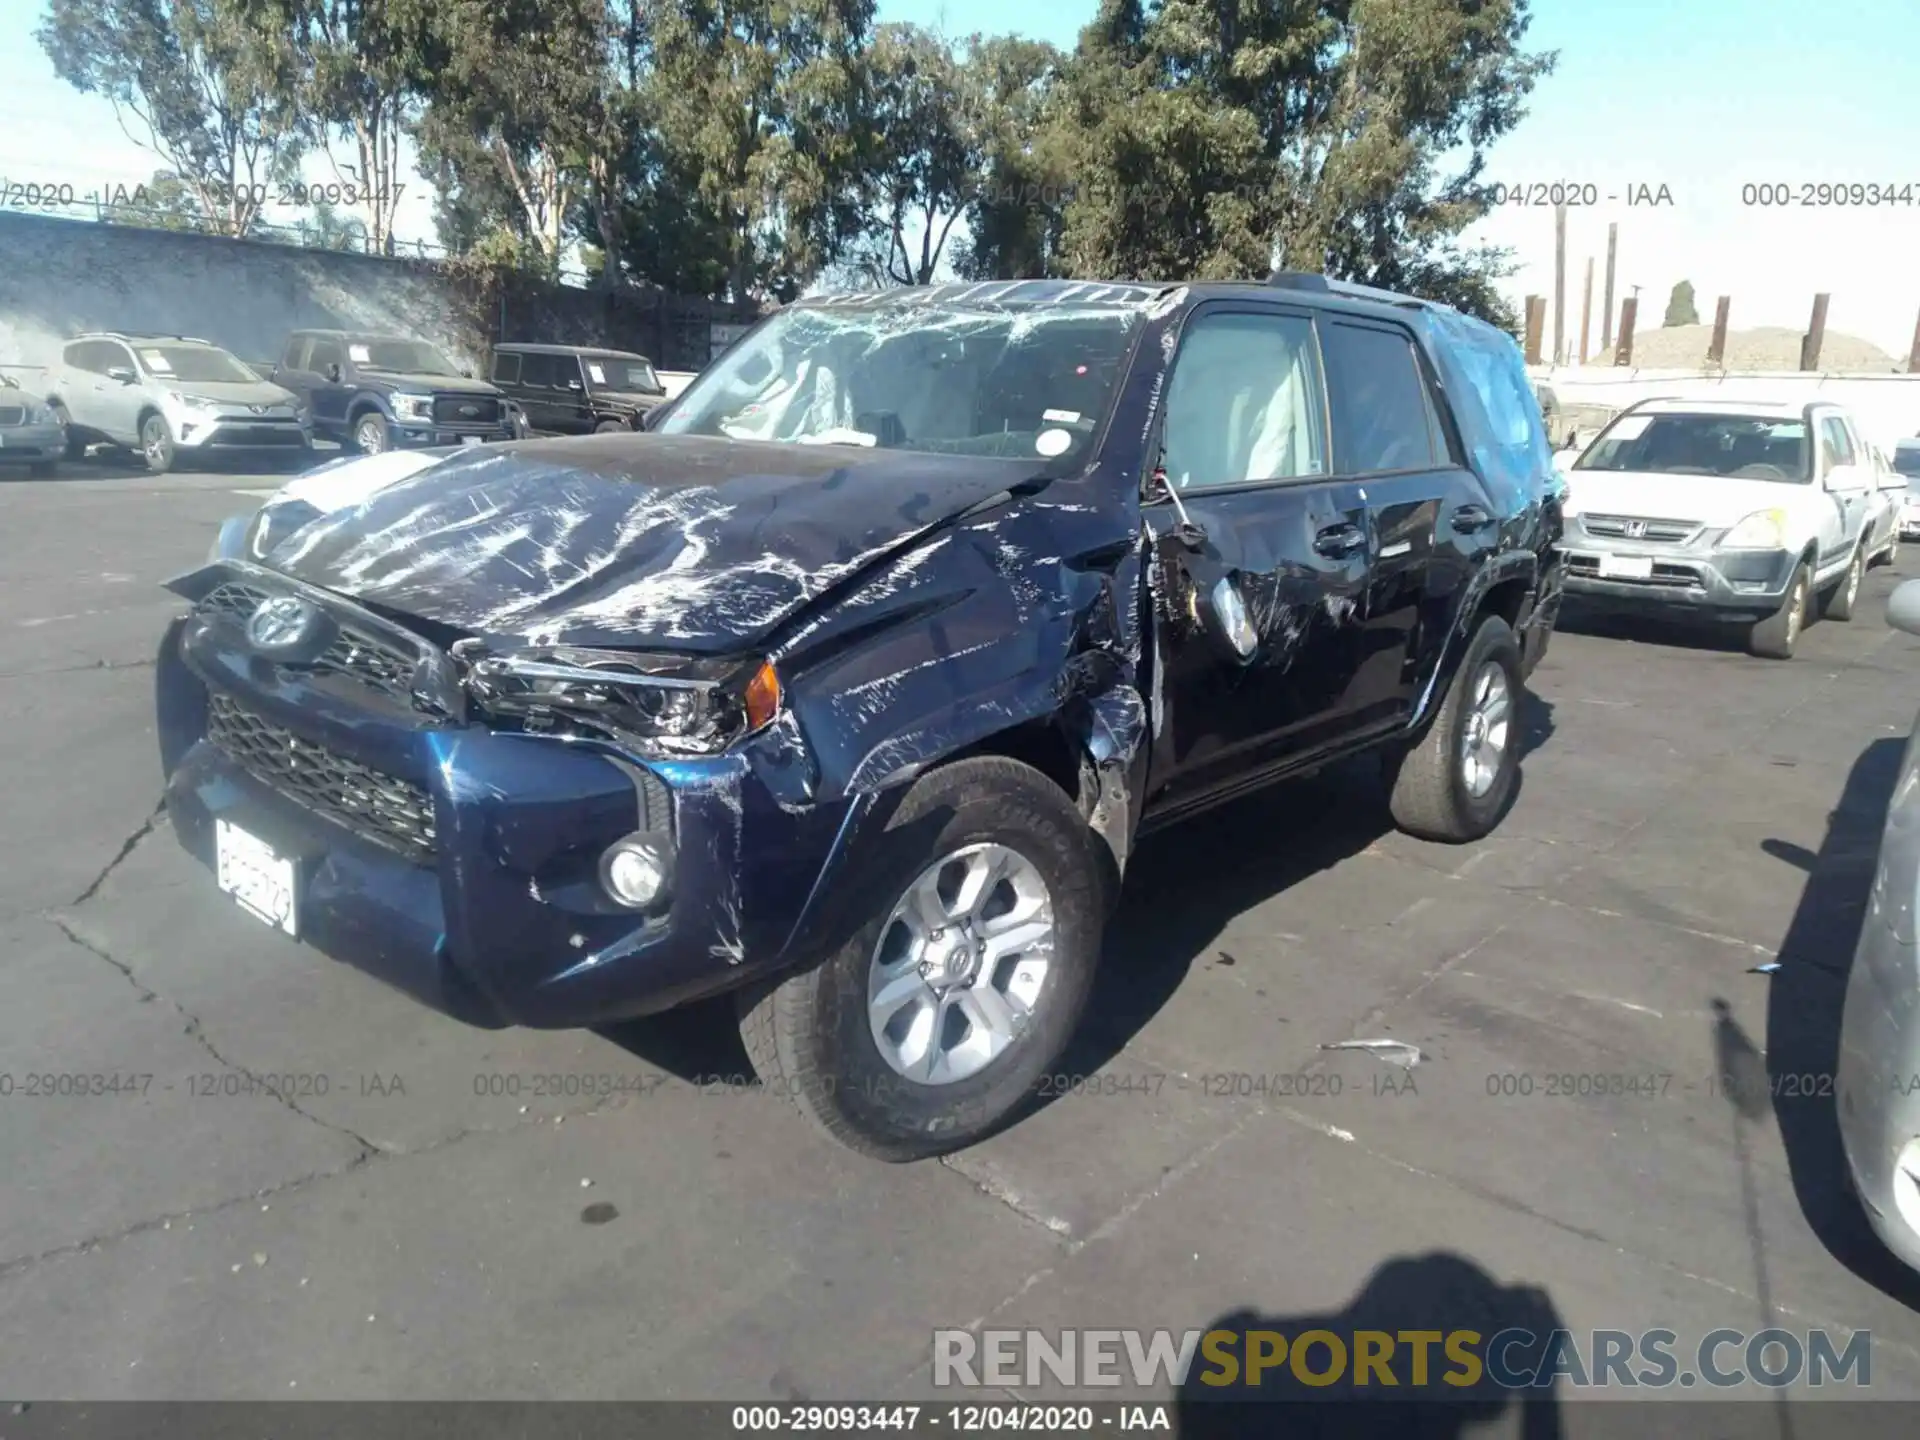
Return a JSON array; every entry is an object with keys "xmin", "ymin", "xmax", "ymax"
[{"xmin": 157, "ymin": 275, "xmax": 1564, "ymax": 1159}]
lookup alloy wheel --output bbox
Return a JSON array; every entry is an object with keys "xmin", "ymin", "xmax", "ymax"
[
  {"xmin": 866, "ymin": 842, "xmax": 1055, "ymax": 1086},
  {"xmin": 1459, "ymin": 661, "xmax": 1512, "ymax": 800},
  {"xmin": 141, "ymin": 416, "xmax": 172, "ymax": 469},
  {"xmin": 356, "ymin": 415, "xmax": 389, "ymax": 454}
]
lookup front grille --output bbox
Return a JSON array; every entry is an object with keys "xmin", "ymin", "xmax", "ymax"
[
  {"xmin": 1580, "ymin": 514, "xmax": 1701, "ymax": 543},
  {"xmin": 432, "ymin": 395, "xmax": 501, "ymax": 425},
  {"xmin": 206, "ymin": 694, "xmax": 437, "ymax": 862},
  {"xmin": 1567, "ymin": 556, "xmax": 1703, "ymax": 588},
  {"xmin": 209, "ymin": 425, "xmax": 307, "ymax": 446},
  {"xmin": 0, "ymin": 406, "xmax": 25, "ymax": 426},
  {"xmin": 195, "ymin": 582, "xmax": 422, "ymax": 709}
]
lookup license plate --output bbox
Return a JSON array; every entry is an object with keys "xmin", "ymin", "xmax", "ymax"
[
  {"xmin": 461, "ymin": 435, "xmax": 483, "ymax": 446},
  {"xmin": 215, "ymin": 819, "xmax": 298, "ymax": 936},
  {"xmin": 1599, "ymin": 554, "xmax": 1654, "ymax": 580}
]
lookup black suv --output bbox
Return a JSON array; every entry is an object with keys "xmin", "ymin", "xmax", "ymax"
[
  {"xmin": 159, "ymin": 275, "xmax": 1563, "ymax": 1161},
  {"xmin": 271, "ymin": 330, "xmax": 515, "ymax": 454},
  {"xmin": 489, "ymin": 343, "xmax": 668, "ymax": 435}
]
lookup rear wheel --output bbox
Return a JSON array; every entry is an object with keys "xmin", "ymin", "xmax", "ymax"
[
  {"xmin": 737, "ymin": 756, "xmax": 1104, "ymax": 1161},
  {"xmin": 1385, "ymin": 615, "xmax": 1524, "ymax": 843},
  {"xmin": 138, "ymin": 413, "xmax": 176, "ymax": 474},
  {"xmin": 1823, "ymin": 546, "xmax": 1865, "ymax": 622},
  {"xmin": 1749, "ymin": 561, "xmax": 1810, "ymax": 659},
  {"xmin": 351, "ymin": 411, "xmax": 391, "ymax": 455}
]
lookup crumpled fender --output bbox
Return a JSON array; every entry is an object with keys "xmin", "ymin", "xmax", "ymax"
[{"xmin": 1411, "ymin": 545, "xmax": 1541, "ymax": 731}]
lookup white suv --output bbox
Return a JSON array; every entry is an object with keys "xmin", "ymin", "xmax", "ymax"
[
  {"xmin": 48, "ymin": 333, "xmax": 311, "ymax": 474},
  {"xmin": 1560, "ymin": 396, "xmax": 1877, "ymax": 659}
]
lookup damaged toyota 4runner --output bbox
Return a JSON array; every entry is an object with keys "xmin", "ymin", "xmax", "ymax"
[{"xmin": 156, "ymin": 276, "xmax": 1564, "ymax": 1159}]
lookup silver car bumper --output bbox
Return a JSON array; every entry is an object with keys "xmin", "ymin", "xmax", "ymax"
[
  {"xmin": 174, "ymin": 415, "xmax": 311, "ymax": 451},
  {"xmin": 0, "ymin": 419, "xmax": 66, "ymax": 463},
  {"xmin": 1837, "ymin": 914, "xmax": 1920, "ymax": 1274},
  {"xmin": 1561, "ymin": 526, "xmax": 1798, "ymax": 620}
]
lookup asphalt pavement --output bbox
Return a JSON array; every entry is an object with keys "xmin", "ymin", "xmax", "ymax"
[{"xmin": 4, "ymin": 453, "xmax": 1920, "ymax": 1417}]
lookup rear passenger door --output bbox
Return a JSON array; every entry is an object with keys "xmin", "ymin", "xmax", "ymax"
[
  {"xmin": 1143, "ymin": 303, "xmax": 1375, "ymax": 816},
  {"xmin": 1320, "ymin": 316, "xmax": 1499, "ymax": 731}
]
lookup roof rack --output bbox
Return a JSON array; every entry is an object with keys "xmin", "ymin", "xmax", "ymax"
[
  {"xmin": 1265, "ymin": 270, "xmax": 1429, "ymax": 310},
  {"xmin": 99, "ymin": 331, "xmax": 213, "ymax": 344}
]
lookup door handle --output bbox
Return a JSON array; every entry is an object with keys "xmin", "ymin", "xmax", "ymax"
[
  {"xmin": 1451, "ymin": 504, "xmax": 1494, "ymax": 533},
  {"xmin": 1313, "ymin": 522, "xmax": 1367, "ymax": 558}
]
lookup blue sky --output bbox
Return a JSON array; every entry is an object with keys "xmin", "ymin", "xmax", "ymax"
[{"xmin": 4, "ymin": 0, "xmax": 1917, "ymax": 356}]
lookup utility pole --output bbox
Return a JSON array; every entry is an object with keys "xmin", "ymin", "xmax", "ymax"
[
  {"xmin": 1579, "ymin": 257, "xmax": 1594, "ymax": 365},
  {"xmin": 1600, "ymin": 223, "xmax": 1619, "ymax": 355},
  {"xmin": 1553, "ymin": 203, "xmax": 1568, "ymax": 364}
]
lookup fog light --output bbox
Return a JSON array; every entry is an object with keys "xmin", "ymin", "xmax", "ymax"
[{"xmin": 600, "ymin": 834, "xmax": 669, "ymax": 909}]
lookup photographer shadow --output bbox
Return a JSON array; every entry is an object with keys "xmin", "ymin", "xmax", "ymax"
[{"xmin": 1177, "ymin": 1252, "xmax": 1567, "ymax": 1440}]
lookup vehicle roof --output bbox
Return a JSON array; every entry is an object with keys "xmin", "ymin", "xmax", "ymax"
[
  {"xmin": 493, "ymin": 342, "xmax": 651, "ymax": 360},
  {"xmin": 1627, "ymin": 396, "xmax": 1850, "ymax": 417},
  {"xmin": 794, "ymin": 274, "xmax": 1519, "ymax": 351},
  {"xmin": 72, "ymin": 332, "xmax": 220, "ymax": 346}
]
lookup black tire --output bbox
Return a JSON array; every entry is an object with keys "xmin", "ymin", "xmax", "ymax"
[
  {"xmin": 1823, "ymin": 546, "xmax": 1865, "ymax": 622},
  {"xmin": 1749, "ymin": 561, "xmax": 1810, "ymax": 659},
  {"xmin": 737, "ymin": 756, "xmax": 1105, "ymax": 1161},
  {"xmin": 1385, "ymin": 614, "xmax": 1523, "ymax": 843},
  {"xmin": 52, "ymin": 405, "xmax": 85, "ymax": 460},
  {"xmin": 351, "ymin": 411, "xmax": 391, "ymax": 455},
  {"xmin": 138, "ymin": 412, "xmax": 175, "ymax": 474},
  {"xmin": 594, "ymin": 418, "xmax": 628, "ymax": 434}
]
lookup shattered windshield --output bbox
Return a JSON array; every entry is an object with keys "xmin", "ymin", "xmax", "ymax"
[
  {"xmin": 1575, "ymin": 413, "xmax": 1812, "ymax": 483},
  {"xmin": 657, "ymin": 301, "xmax": 1143, "ymax": 463}
]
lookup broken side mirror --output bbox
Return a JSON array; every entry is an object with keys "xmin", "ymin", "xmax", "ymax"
[{"xmin": 1195, "ymin": 573, "xmax": 1258, "ymax": 664}]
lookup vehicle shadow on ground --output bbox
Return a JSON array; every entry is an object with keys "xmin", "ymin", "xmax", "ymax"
[
  {"xmin": 595, "ymin": 691, "xmax": 1557, "ymax": 1100},
  {"xmin": 1554, "ymin": 601, "xmax": 1754, "ymax": 656},
  {"xmin": 1175, "ymin": 1251, "xmax": 1567, "ymax": 1439},
  {"xmin": 1051, "ymin": 690, "xmax": 1553, "ymax": 1095},
  {"xmin": 1757, "ymin": 736, "xmax": 1920, "ymax": 1308},
  {"xmin": 24, "ymin": 449, "xmax": 319, "ymax": 483}
]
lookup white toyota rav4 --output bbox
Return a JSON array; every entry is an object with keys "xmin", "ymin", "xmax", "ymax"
[{"xmin": 1560, "ymin": 396, "xmax": 1879, "ymax": 659}]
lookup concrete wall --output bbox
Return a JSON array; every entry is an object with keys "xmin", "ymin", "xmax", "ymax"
[
  {"xmin": 0, "ymin": 211, "xmax": 754, "ymax": 392},
  {"xmin": 1529, "ymin": 365, "xmax": 1920, "ymax": 453}
]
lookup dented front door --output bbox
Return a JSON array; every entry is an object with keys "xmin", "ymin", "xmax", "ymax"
[{"xmin": 1137, "ymin": 302, "xmax": 1376, "ymax": 817}]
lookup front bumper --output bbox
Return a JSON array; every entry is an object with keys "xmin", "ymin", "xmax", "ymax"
[
  {"xmin": 388, "ymin": 423, "xmax": 516, "ymax": 449},
  {"xmin": 0, "ymin": 420, "xmax": 66, "ymax": 462},
  {"xmin": 1837, "ymin": 913, "xmax": 1920, "ymax": 1275},
  {"xmin": 174, "ymin": 415, "xmax": 312, "ymax": 451},
  {"xmin": 154, "ymin": 576, "xmax": 869, "ymax": 1030},
  {"xmin": 1561, "ymin": 528, "xmax": 1797, "ymax": 621},
  {"xmin": 1900, "ymin": 509, "xmax": 1920, "ymax": 540}
]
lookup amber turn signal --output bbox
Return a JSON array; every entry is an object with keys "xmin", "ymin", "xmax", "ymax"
[{"xmin": 743, "ymin": 660, "xmax": 782, "ymax": 731}]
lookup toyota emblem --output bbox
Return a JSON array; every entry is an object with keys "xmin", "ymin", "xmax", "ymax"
[
  {"xmin": 247, "ymin": 595, "xmax": 321, "ymax": 654},
  {"xmin": 248, "ymin": 403, "xmax": 267, "ymax": 415}
]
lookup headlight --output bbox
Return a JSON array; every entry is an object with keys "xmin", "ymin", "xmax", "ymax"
[
  {"xmin": 461, "ymin": 646, "xmax": 782, "ymax": 753},
  {"xmin": 1719, "ymin": 508, "xmax": 1789, "ymax": 549},
  {"xmin": 30, "ymin": 401, "xmax": 56, "ymax": 425},
  {"xmin": 169, "ymin": 393, "xmax": 220, "ymax": 415},
  {"xmin": 391, "ymin": 393, "xmax": 433, "ymax": 422}
]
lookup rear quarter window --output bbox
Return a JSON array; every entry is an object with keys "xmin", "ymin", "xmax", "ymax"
[{"xmin": 1424, "ymin": 309, "xmax": 1553, "ymax": 509}]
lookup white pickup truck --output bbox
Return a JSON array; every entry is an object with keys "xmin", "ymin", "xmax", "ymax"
[{"xmin": 1559, "ymin": 396, "xmax": 1878, "ymax": 659}]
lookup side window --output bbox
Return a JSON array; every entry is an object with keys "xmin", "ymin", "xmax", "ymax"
[
  {"xmin": 1821, "ymin": 416, "xmax": 1856, "ymax": 467},
  {"xmin": 99, "ymin": 343, "xmax": 134, "ymax": 376},
  {"xmin": 63, "ymin": 342, "xmax": 94, "ymax": 373},
  {"xmin": 491, "ymin": 351, "xmax": 522, "ymax": 384},
  {"xmin": 1320, "ymin": 322, "xmax": 1444, "ymax": 474},
  {"xmin": 282, "ymin": 337, "xmax": 309, "ymax": 370},
  {"xmin": 1161, "ymin": 311, "xmax": 1328, "ymax": 490},
  {"xmin": 307, "ymin": 338, "xmax": 342, "ymax": 374}
]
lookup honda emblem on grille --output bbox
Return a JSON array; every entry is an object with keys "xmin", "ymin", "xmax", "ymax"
[
  {"xmin": 1624, "ymin": 520, "xmax": 1648, "ymax": 538},
  {"xmin": 247, "ymin": 595, "xmax": 322, "ymax": 656}
]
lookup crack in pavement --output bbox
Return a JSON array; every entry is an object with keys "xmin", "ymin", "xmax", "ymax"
[
  {"xmin": 45, "ymin": 913, "xmax": 384, "ymax": 1159},
  {"xmin": 69, "ymin": 795, "xmax": 166, "ymax": 909}
]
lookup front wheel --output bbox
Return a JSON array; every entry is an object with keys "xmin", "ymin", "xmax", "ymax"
[
  {"xmin": 1385, "ymin": 614, "xmax": 1523, "ymax": 843},
  {"xmin": 351, "ymin": 412, "xmax": 391, "ymax": 455},
  {"xmin": 1823, "ymin": 546, "xmax": 1865, "ymax": 622},
  {"xmin": 1749, "ymin": 561, "xmax": 1810, "ymax": 659},
  {"xmin": 594, "ymin": 418, "xmax": 628, "ymax": 434},
  {"xmin": 138, "ymin": 413, "xmax": 176, "ymax": 474},
  {"xmin": 737, "ymin": 756, "xmax": 1105, "ymax": 1161}
]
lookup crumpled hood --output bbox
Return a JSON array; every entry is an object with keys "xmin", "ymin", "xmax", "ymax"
[
  {"xmin": 265, "ymin": 433, "xmax": 1038, "ymax": 652},
  {"xmin": 1562, "ymin": 468, "xmax": 1813, "ymax": 527}
]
